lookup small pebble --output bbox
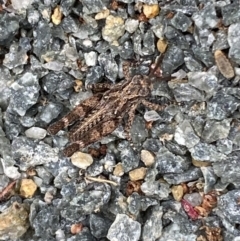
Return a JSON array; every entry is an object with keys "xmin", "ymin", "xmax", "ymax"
[
  {"xmin": 44, "ymin": 191, "xmax": 54, "ymax": 204},
  {"xmin": 71, "ymin": 223, "xmax": 83, "ymax": 234},
  {"xmin": 0, "ymin": 202, "xmax": 29, "ymax": 240},
  {"xmin": 71, "ymin": 151, "xmax": 94, "ymax": 169},
  {"xmin": 20, "ymin": 179, "xmax": 37, "ymax": 198},
  {"xmin": 55, "ymin": 229, "xmax": 65, "ymax": 241},
  {"xmin": 74, "ymin": 80, "xmax": 83, "ymax": 92},
  {"xmin": 25, "ymin": 127, "xmax": 47, "ymax": 140},
  {"xmin": 51, "ymin": 5, "xmax": 63, "ymax": 25},
  {"xmin": 157, "ymin": 39, "xmax": 168, "ymax": 53},
  {"xmin": 192, "ymin": 158, "xmax": 211, "ymax": 167},
  {"xmin": 11, "ymin": 0, "xmax": 33, "ymax": 10},
  {"xmin": 113, "ymin": 163, "xmax": 124, "ymax": 177},
  {"xmin": 129, "ymin": 167, "xmax": 147, "ymax": 181},
  {"xmin": 141, "ymin": 150, "xmax": 155, "ymax": 166},
  {"xmin": 125, "ymin": 19, "xmax": 139, "ymax": 33},
  {"xmin": 144, "ymin": 110, "xmax": 161, "ymax": 122},
  {"xmin": 183, "ymin": 193, "xmax": 202, "ymax": 207},
  {"xmin": 102, "ymin": 15, "xmax": 125, "ymax": 43},
  {"xmin": 84, "ymin": 51, "xmax": 98, "ymax": 67},
  {"xmin": 171, "ymin": 185, "xmax": 184, "ymax": 201},
  {"xmin": 4, "ymin": 166, "xmax": 21, "ymax": 179},
  {"xmin": 214, "ymin": 50, "xmax": 235, "ymax": 79},
  {"xmin": 143, "ymin": 4, "xmax": 160, "ymax": 19}
]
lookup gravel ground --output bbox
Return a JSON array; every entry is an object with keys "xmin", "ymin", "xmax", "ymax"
[{"xmin": 0, "ymin": 0, "xmax": 240, "ymax": 240}]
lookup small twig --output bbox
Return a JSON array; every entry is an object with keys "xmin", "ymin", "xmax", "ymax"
[
  {"xmin": 85, "ymin": 176, "xmax": 118, "ymax": 186},
  {"xmin": 0, "ymin": 180, "xmax": 16, "ymax": 201}
]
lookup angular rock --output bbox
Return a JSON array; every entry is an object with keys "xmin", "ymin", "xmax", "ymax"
[
  {"xmin": 7, "ymin": 72, "xmax": 40, "ymax": 117},
  {"xmin": 201, "ymin": 119, "xmax": 231, "ymax": 143},
  {"xmin": 107, "ymin": 214, "xmax": 141, "ymax": 241},
  {"xmin": 102, "ymin": 15, "xmax": 125, "ymax": 44},
  {"xmin": 155, "ymin": 147, "xmax": 191, "ymax": 174},
  {"xmin": 90, "ymin": 214, "xmax": 112, "ymax": 239},
  {"xmin": 213, "ymin": 152, "xmax": 240, "ymax": 187},
  {"xmin": 164, "ymin": 167, "xmax": 202, "ymax": 185},
  {"xmin": 217, "ymin": 190, "xmax": 240, "ymax": 224},
  {"xmin": 0, "ymin": 13, "xmax": 19, "ymax": 47},
  {"xmin": 174, "ymin": 120, "xmax": 200, "ymax": 149},
  {"xmin": 142, "ymin": 205, "xmax": 163, "ymax": 241},
  {"xmin": 11, "ymin": 137, "xmax": 59, "ymax": 170},
  {"xmin": 0, "ymin": 202, "xmax": 29, "ymax": 240},
  {"xmin": 190, "ymin": 142, "xmax": 226, "ymax": 162}
]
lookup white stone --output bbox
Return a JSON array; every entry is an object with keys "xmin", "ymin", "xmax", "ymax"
[
  {"xmin": 144, "ymin": 110, "xmax": 160, "ymax": 122},
  {"xmin": 25, "ymin": 127, "xmax": 47, "ymax": 140},
  {"xmin": 12, "ymin": 0, "xmax": 33, "ymax": 10},
  {"xmin": 84, "ymin": 51, "xmax": 97, "ymax": 67},
  {"xmin": 125, "ymin": 19, "xmax": 139, "ymax": 33},
  {"xmin": 4, "ymin": 166, "xmax": 21, "ymax": 179},
  {"xmin": 71, "ymin": 152, "xmax": 93, "ymax": 169}
]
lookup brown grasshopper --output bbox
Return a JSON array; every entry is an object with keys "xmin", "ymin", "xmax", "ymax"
[{"xmin": 47, "ymin": 57, "xmax": 170, "ymax": 157}]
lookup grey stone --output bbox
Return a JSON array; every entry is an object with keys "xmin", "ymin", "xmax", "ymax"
[
  {"xmin": 70, "ymin": 183, "xmax": 111, "ymax": 215},
  {"xmin": 228, "ymin": 23, "xmax": 240, "ymax": 65},
  {"xmin": 216, "ymin": 139, "xmax": 233, "ymax": 155},
  {"xmin": 217, "ymin": 190, "xmax": 240, "ymax": 224},
  {"xmin": 190, "ymin": 142, "xmax": 226, "ymax": 162},
  {"xmin": 125, "ymin": 19, "xmax": 139, "ymax": 33},
  {"xmin": 201, "ymin": 166, "xmax": 217, "ymax": 194},
  {"xmin": 39, "ymin": 102, "xmax": 63, "ymax": 124},
  {"xmin": 155, "ymin": 147, "xmax": 191, "ymax": 174},
  {"xmin": 174, "ymin": 120, "xmax": 200, "ymax": 148},
  {"xmin": 168, "ymin": 82, "xmax": 205, "ymax": 102},
  {"xmin": 171, "ymin": 12, "xmax": 192, "ymax": 32},
  {"xmin": 183, "ymin": 192, "xmax": 202, "ymax": 207},
  {"xmin": 192, "ymin": 45, "xmax": 215, "ymax": 67},
  {"xmin": 130, "ymin": 116, "xmax": 148, "ymax": 144},
  {"xmin": 188, "ymin": 72, "xmax": 218, "ymax": 97},
  {"xmin": 162, "ymin": 45, "xmax": 184, "ymax": 75},
  {"xmin": 142, "ymin": 205, "xmax": 163, "ymax": 241},
  {"xmin": 107, "ymin": 214, "xmax": 141, "ymax": 241},
  {"xmin": 3, "ymin": 43, "xmax": 28, "ymax": 69},
  {"xmin": 141, "ymin": 180, "xmax": 170, "ymax": 199},
  {"xmin": 127, "ymin": 193, "xmax": 158, "ymax": 217},
  {"xmin": 61, "ymin": 16, "xmax": 80, "ymax": 33},
  {"xmin": 221, "ymin": 3, "xmax": 240, "ymax": 26},
  {"xmin": 118, "ymin": 141, "xmax": 139, "ymax": 173},
  {"xmin": 27, "ymin": 9, "xmax": 41, "ymax": 25},
  {"xmin": 202, "ymin": 119, "xmax": 231, "ymax": 143},
  {"xmin": 192, "ymin": 5, "xmax": 218, "ymax": 29},
  {"xmin": 90, "ymin": 214, "xmax": 112, "ymax": 239},
  {"xmin": 0, "ymin": 13, "xmax": 19, "ymax": 47},
  {"xmin": 98, "ymin": 52, "xmax": 118, "ymax": 82},
  {"xmin": 207, "ymin": 92, "xmax": 240, "ymax": 120},
  {"xmin": 164, "ymin": 167, "xmax": 202, "ymax": 184},
  {"xmin": 213, "ymin": 152, "xmax": 240, "ymax": 186},
  {"xmin": 82, "ymin": 0, "xmax": 109, "ymax": 14},
  {"xmin": 11, "ymin": 137, "xmax": 59, "ymax": 170},
  {"xmin": 212, "ymin": 29, "xmax": 229, "ymax": 51},
  {"xmin": 7, "ymin": 72, "xmax": 40, "ymax": 117}
]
